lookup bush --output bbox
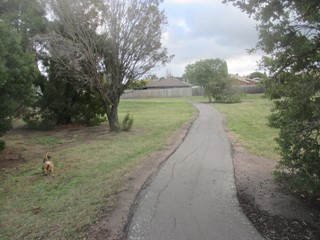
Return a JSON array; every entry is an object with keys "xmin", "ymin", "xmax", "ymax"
[
  {"xmin": 218, "ymin": 87, "xmax": 242, "ymax": 103},
  {"xmin": 30, "ymin": 70, "xmax": 105, "ymax": 127},
  {"xmin": 122, "ymin": 113, "xmax": 134, "ymax": 131},
  {"xmin": 206, "ymin": 79, "xmax": 242, "ymax": 103},
  {"xmin": 267, "ymin": 72, "xmax": 320, "ymax": 198},
  {"xmin": 24, "ymin": 110, "xmax": 55, "ymax": 130}
]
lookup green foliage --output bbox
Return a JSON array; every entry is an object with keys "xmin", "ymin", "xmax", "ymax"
[
  {"xmin": 248, "ymin": 72, "xmax": 267, "ymax": 80},
  {"xmin": 267, "ymin": 72, "xmax": 320, "ymax": 195},
  {"xmin": 224, "ymin": 0, "xmax": 320, "ymax": 196},
  {"xmin": 184, "ymin": 58, "xmax": 241, "ymax": 103},
  {"xmin": 122, "ymin": 113, "xmax": 134, "ymax": 131},
  {"xmin": 26, "ymin": 60, "xmax": 106, "ymax": 127},
  {"xmin": 0, "ymin": 0, "xmax": 47, "ymax": 51},
  {"xmin": 0, "ymin": 21, "xmax": 36, "ymax": 139},
  {"xmin": 0, "ymin": 0, "xmax": 47, "ymax": 143},
  {"xmin": 46, "ymin": 0, "xmax": 171, "ymax": 131},
  {"xmin": 127, "ymin": 79, "xmax": 149, "ymax": 89}
]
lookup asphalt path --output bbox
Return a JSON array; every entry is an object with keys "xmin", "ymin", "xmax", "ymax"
[{"xmin": 126, "ymin": 103, "xmax": 263, "ymax": 240}]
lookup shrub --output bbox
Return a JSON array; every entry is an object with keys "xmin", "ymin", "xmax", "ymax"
[
  {"xmin": 122, "ymin": 113, "xmax": 134, "ymax": 131},
  {"xmin": 268, "ymin": 73, "xmax": 320, "ymax": 198},
  {"xmin": 30, "ymin": 70, "xmax": 105, "ymax": 127},
  {"xmin": 218, "ymin": 87, "xmax": 242, "ymax": 103}
]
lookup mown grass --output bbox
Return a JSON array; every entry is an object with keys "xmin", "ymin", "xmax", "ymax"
[
  {"xmin": 33, "ymin": 136, "xmax": 70, "ymax": 146},
  {"xmin": 212, "ymin": 94, "xmax": 280, "ymax": 160},
  {"xmin": 0, "ymin": 100, "xmax": 196, "ymax": 240}
]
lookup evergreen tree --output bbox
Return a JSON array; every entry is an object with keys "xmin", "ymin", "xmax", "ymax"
[
  {"xmin": 0, "ymin": 0, "xmax": 47, "ymax": 51},
  {"xmin": 0, "ymin": 22, "xmax": 37, "ymax": 149},
  {"xmin": 27, "ymin": 61, "xmax": 105, "ymax": 127},
  {"xmin": 0, "ymin": 0, "xmax": 47, "ymax": 149}
]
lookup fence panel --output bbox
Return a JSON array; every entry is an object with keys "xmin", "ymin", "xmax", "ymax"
[
  {"xmin": 238, "ymin": 85, "xmax": 265, "ymax": 94},
  {"xmin": 121, "ymin": 85, "xmax": 264, "ymax": 99},
  {"xmin": 121, "ymin": 88, "xmax": 193, "ymax": 99}
]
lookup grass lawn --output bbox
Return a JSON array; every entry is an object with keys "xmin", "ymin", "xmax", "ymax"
[
  {"xmin": 212, "ymin": 94, "xmax": 280, "ymax": 160},
  {"xmin": 0, "ymin": 100, "xmax": 196, "ymax": 240},
  {"xmin": 0, "ymin": 94, "xmax": 280, "ymax": 239}
]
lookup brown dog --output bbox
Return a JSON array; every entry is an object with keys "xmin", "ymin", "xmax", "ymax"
[{"xmin": 43, "ymin": 152, "xmax": 54, "ymax": 175}]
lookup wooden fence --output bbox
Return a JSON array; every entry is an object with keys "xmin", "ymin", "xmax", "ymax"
[
  {"xmin": 121, "ymin": 88, "xmax": 193, "ymax": 99},
  {"xmin": 238, "ymin": 85, "xmax": 265, "ymax": 94},
  {"xmin": 121, "ymin": 85, "xmax": 264, "ymax": 99}
]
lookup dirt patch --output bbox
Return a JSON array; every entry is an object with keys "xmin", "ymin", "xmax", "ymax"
[
  {"xmin": 0, "ymin": 124, "xmax": 111, "ymax": 168},
  {"xmin": 0, "ymin": 148, "xmax": 25, "ymax": 168},
  {"xmin": 231, "ymin": 138, "xmax": 320, "ymax": 239}
]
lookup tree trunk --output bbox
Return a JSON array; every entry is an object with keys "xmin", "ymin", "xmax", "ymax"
[
  {"xmin": 101, "ymin": 93, "xmax": 120, "ymax": 131},
  {"xmin": 205, "ymin": 88, "xmax": 212, "ymax": 103},
  {"xmin": 108, "ymin": 103, "xmax": 119, "ymax": 131}
]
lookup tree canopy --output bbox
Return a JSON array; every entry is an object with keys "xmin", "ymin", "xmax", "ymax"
[
  {"xmin": 0, "ymin": 22, "xmax": 37, "ymax": 149},
  {"xmin": 184, "ymin": 58, "xmax": 239, "ymax": 103},
  {"xmin": 0, "ymin": 0, "xmax": 47, "ymax": 51},
  {"xmin": 224, "ymin": 0, "xmax": 320, "ymax": 196},
  {"xmin": 0, "ymin": 0, "xmax": 46, "ymax": 149},
  {"xmin": 248, "ymin": 72, "xmax": 267, "ymax": 80},
  {"xmin": 0, "ymin": 0, "xmax": 171, "ymax": 151},
  {"xmin": 43, "ymin": 0, "xmax": 171, "ymax": 130}
]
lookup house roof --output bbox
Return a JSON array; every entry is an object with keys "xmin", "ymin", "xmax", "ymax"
[
  {"xmin": 146, "ymin": 78, "xmax": 192, "ymax": 88},
  {"xmin": 230, "ymin": 74, "xmax": 256, "ymax": 85}
]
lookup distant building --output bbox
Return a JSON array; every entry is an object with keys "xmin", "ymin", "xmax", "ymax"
[
  {"xmin": 145, "ymin": 77, "xmax": 192, "ymax": 89},
  {"xmin": 230, "ymin": 74, "xmax": 257, "ymax": 86}
]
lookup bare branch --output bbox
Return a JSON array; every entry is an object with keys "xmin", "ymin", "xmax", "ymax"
[{"xmin": 41, "ymin": 0, "xmax": 171, "ymax": 130}]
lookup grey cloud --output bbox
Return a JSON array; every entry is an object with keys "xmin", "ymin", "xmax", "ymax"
[{"xmin": 154, "ymin": 1, "xmax": 261, "ymax": 77}]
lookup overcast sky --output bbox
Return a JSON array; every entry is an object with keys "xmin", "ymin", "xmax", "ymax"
[{"xmin": 152, "ymin": 0, "xmax": 262, "ymax": 78}]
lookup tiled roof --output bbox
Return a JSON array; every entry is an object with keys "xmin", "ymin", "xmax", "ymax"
[
  {"xmin": 230, "ymin": 74, "xmax": 256, "ymax": 85},
  {"xmin": 146, "ymin": 78, "xmax": 192, "ymax": 88}
]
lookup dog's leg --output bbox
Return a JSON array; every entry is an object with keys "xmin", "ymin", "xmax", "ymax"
[{"xmin": 44, "ymin": 166, "xmax": 48, "ymax": 175}]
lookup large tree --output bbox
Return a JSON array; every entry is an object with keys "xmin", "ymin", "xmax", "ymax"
[
  {"xmin": 224, "ymin": 0, "xmax": 320, "ymax": 195},
  {"xmin": 27, "ymin": 60, "xmax": 106, "ymax": 127},
  {"xmin": 0, "ymin": 0, "xmax": 47, "ymax": 51},
  {"xmin": 0, "ymin": 0, "xmax": 46, "ymax": 149},
  {"xmin": 43, "ymin": 0, "xmax": 171, "ymax": 131},
  {"xmin": 1, "ymin": 0, "xmax": 104, "ymax": 128},
  {"xmin": 0, "ymin": 22, "xmax": 37, "ymax": 149},
  {"xmin": 184, "ymin": 58, "xmax": 238, "ymax": 103}
]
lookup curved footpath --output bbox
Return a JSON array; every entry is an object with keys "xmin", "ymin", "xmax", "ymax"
[{"xmin": 126, "ymin": 103, "xmax": 263, "ymax": 240}]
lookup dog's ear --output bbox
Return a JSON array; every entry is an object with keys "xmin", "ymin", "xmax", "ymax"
[
  {"xmin": 46, "ymin": 152, "xmax": 52, "ymax": 159},
  {"xmin": 43, "ymin": 152, "xmax": 50, "ymax": 162}
]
